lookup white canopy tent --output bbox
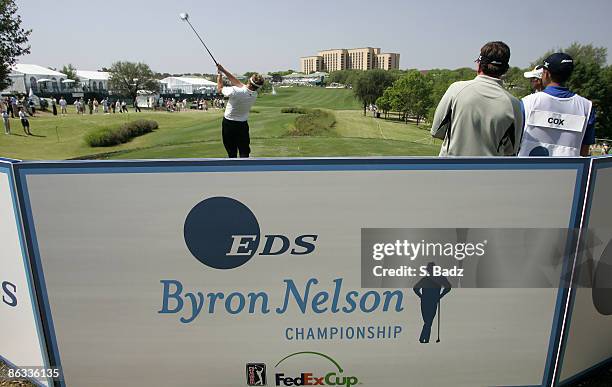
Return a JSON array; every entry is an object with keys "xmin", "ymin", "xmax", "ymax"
[
  {"xmin": 159, "ymin": 76, "xmax": 216, "ymax": 94},
  {"xmin": 2, "ymin": 64, "xmax": 67, "ymax": 94},
  {"xmin": 76, "ymin": 70, "xmax": 110, "ymax": 92}
]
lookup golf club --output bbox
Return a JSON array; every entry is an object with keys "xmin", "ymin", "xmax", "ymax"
[
  {"xmin": 436, "ymin": 301, "xmax": 441, "ymax": 343},
  {"xmin": 179, "ymin": 12, "xmax": 219, "ymax": 66}
]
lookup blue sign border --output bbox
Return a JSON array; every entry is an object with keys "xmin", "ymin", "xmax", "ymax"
[{"xmin": 0, "ymin": 161, "xmax": 51, "ymax": 387}]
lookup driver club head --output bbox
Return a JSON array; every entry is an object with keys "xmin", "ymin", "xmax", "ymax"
[{"xmin": 179, "ymin": 12, "xmax": 189, "ymax": 21}]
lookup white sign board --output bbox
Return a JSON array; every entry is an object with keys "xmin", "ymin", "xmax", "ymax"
[{"xmin": 15, "ymin": 159, "xmax": 589, "ymax": 387}]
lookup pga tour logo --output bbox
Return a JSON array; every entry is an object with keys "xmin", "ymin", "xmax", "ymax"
[
  {"xmin": 184, "ymin": 197, "xmax": 318, "ymax": 269},
  {"xmin": 247, "ymin": 363, "xmax": 267, "ymax": 386}
]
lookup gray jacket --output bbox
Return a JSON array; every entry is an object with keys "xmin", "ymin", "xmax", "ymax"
[{"xmin": 431, "ymin": 75, "xmax": 524, "ymax": 157}]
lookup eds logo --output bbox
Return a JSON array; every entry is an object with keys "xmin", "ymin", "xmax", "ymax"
[
  {"xmin": 246, "ymin": 363, "xmax": 267, "ymax": 386},
  {"xmin": 184, "ymin": 197, "xmax": 318, "ymax": 270}
]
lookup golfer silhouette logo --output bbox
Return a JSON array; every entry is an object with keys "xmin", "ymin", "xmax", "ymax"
[{"xmin": 413, "ymin": 262, "xmax": 452, "ymax": 343}]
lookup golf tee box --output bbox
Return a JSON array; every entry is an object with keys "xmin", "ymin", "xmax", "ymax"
[{"xmin": 1, "ymin": 157, "xmax": 611, "ymax": 387}]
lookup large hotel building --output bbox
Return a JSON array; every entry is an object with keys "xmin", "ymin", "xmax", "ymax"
[{"xmin": 301, "ymin": 47, "xmax": 400, "ymax": 74}]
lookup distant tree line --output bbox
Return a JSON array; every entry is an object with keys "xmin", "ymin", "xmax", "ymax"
[{"xmin": 331, "ymin": 43, "xmax": 612, "ymax": 138}]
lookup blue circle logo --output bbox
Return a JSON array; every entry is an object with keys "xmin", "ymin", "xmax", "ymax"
[{"xmin": 184, "ymin": 197, "xmax": 261, "ymax": 269}]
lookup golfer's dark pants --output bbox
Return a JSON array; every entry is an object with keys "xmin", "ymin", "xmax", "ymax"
[{"xmin": 222, "ymin": 118, "xmax": 250, "ymax": 158}]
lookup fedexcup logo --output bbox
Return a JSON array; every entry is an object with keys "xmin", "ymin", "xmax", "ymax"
[
  {"xmin": 184, "ymin": 197, "xmax": 318, "ymax": 270},
  {"xmin": 274, "ymin": 351, "xmax": 360, "ymax": 387}
]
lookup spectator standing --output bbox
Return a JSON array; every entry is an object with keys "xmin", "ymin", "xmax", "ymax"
[
  {"xmin": 59, "ymin": 97, "xmax": 67, "ymax": 115},
  {"xmin": 51, "ymin": 98, "xmax": 57, "ymax": 116},
  {"xmin": 134, "ymin": 98, "xmax": 141, "ymax": 112},
  {"xmin": 431, "ymin": 41, "xmax": 523, "ymax": 156},
  {"xmin": 2, "ymin": 110, "xmax": 10, "ymax": 135},
  {"xmin": 93, "ymin": 98, "xmax": 99, "ymax": 113},
  {"xmin": 10, "ymin": 96, "xmax": 17, "ymax": 118},
  {"xmin": 28, "ymin": 98, "xmax": 35, "ymax": 116},
  {"xmin": 18, "ymin": 107, "xmax": 31, "ymax": 135},
  {"xmin": 523, "ymin": 66, "xmax": 545, "ymax": 93}
]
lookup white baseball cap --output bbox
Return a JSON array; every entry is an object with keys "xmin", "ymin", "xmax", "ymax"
[{"xmin": 524, "ymin": 65, "xmax": 544, "ymax": 79}]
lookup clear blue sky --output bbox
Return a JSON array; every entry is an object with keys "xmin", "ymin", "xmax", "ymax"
[{"xmin": 17, "ymin": 0, "xmax": 612, "ymax": 75}]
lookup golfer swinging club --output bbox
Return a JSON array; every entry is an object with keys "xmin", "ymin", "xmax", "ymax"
[{"xmin": 216, "ymin": 64, "xmax": 265, "ymax": 158}]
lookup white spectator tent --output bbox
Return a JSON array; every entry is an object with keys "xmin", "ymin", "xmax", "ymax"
[
  {"xmin": 159, "ymin": 76, "xmax": 216, "ymax": 94},
  {"xmin": 3, "ymin": 64, "xmax": 66, "ymax": 95},
  {"xmin": 281, "ymin": 72, "xmax": 327, "ymax": 85},
  {"xmin": 76, "ymin": 70, "xmax": 110, "ymax": 92}
]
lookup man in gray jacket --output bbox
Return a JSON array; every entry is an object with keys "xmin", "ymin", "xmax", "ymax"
[{"xmin": 431, "ymin": 41, "xmax": 524, "ymax": 156}]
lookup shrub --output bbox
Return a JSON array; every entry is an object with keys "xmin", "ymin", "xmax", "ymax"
[
  {"xmin": 290, "ymin": 109, "xmax": 336, "ymax": 136},
  {"xmin": 281, "ymin": 107, "xmax": 314, "ymax": 114},
  {"xmin": 85, "ymin": 119, "xmax": 158, "ymax": 147}
]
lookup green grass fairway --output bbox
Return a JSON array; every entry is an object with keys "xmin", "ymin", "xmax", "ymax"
[
  {"xmin": 0, "ymin": 87, "xmax": 440, "ymax": 160},
  {"xmin": 257, "ymin": 87, "xmax": 362, "ymax": 110}
]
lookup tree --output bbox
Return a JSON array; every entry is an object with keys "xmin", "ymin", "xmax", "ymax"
[
  {"xmin": 376, "ymin": 93, "xmax": 392, "ymax": 119},
  {"xmin": 0, "ymin": 0, "xmax": 31, "ymax": 91},
  {"xmin": 385, "ymin": 70, "xmax": 433, "ymax": 125},
  {"xmin": 599, "ymin": 65, "xmax": 612, "ymax": 139},
  {"xmin": 61, "ymin": 64, "xmax": 78, "ymax": 80},
  {"xmin": 268, "ymin": 69, "xmax": 294, "ymax": 77},
  {"xmin": 353, "ymin": 69, "xmax": 398, "ymax": 115},
  {"xmin": 328, "ymin": 69, "xmax": 363, "ymax": 87},
  {"xmin": 503, "ymin": 66, "xmax": 531, "ymax": 99},
  {"xmin": 154, "ymin": 72, "xmax": 172, "ymax": 80},
  {"xmin": 108, "ymin": 61, "xmax": 159, "ymax": 100}
]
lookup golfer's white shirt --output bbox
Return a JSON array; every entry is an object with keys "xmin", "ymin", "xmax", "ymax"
[{"xmin": 222, "ymin": 86, "xmax": 257, "ymax": 122}]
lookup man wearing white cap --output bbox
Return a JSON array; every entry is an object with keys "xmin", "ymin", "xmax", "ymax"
[
  {"xmin": 216, "ymin": 64, "xmax": 265, "ymax": 158},
  {"xmin": 524, "ymin": 65, "xmax": 544, "ymax": 93}
]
